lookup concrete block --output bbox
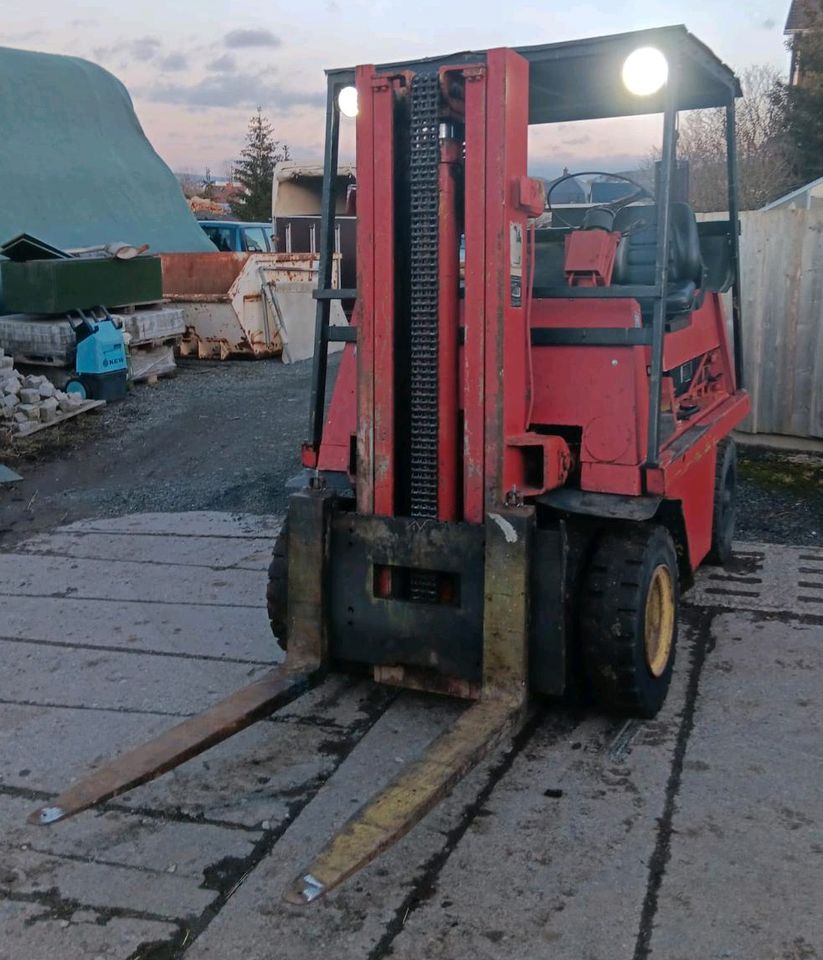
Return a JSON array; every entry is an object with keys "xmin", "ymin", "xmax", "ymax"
[
  {"xmin": 13, "ymin": 410, "xmax": 27, "ymax": 424},
  {"xmin": 0, "ymin": 355, "xmax": 13, "ymax": 370},
  {"xmin": 119, "ymin": 304, "xmax": 185, "ymax": 344},
  {"xmin": 18, "ymin": 388, "xmax": 39, "ymax": 404},
  {"xmin": 2, "ymin": 377, "xmax": 21, "ymax": 395},
  {"xmin": 39, "ymin": 397, "xmax": 59, "ymax": 421},
  {"xmin": 58, "ymin": 395, "xmax": 77, "ymax": 412},
  {"xmin": 1, "ymin": 393, "xmax": 18, "ymax": 409},
  {"xmin": 38, "ymin": 379, "xmax": 56, "ymax": 398},
  {"xmin": 0, "ymin": 315, "xmax": 76, "ymax": 366},
  {"xmin": 17, "ymin": 403, "xmax": 40, "ymax": 421},
  {"xmin": 22, "ymin": 374, "xmax": 45, "ymax": 388}
]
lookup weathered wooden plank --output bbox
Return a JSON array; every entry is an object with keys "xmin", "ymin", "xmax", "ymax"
[
  {"xmin": 15, "ymin": 398, "xmax": 105, "ymax": 437},
  {"xmin": 711, "ymin": 209, "xmax": 823, "ymax": 439}
]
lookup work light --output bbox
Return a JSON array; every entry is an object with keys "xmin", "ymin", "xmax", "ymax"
[
  {"xmin": 622, "ymin": 47, "xmax": 669, "ymax": 97},
  {"xmin": 338, "ymin": 85, "xmax": 359, "ymax": 118}
]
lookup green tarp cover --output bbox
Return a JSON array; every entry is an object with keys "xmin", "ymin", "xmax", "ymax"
[{"xmin": 0, "ymin": 46, "xmax": 215, "ymax": 257}]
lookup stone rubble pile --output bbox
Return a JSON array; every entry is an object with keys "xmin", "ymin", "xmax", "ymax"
[{"xmin": 0, "ymin": 347, "xmax": 85, "ymax": 434}]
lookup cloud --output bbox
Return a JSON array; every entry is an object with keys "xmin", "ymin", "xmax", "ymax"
[
  {"xmin": 158, "ymin": 52, "xmax": 188, "ymax": 72},
  {"xmin": 6, "ymin": 29, "xmax": 43, "ymax": 42},
  {"xmin": 530, "ymin": 153, "xmax": 645, "ymax": 180},
  {"xmin": 140, "ymin": 72, "xmax": 324, "ymax": 110},
  {"xmin": 212, "ymin": 53, "xmax": 237, "ymax": 73},
  {"xmin": 92, "ymin": 36, "xmax": 163, "ymax": 65},
  {"xmin": 132, "ymin": 36, "xmax": 162, "ymax": 61},
  {"xmin": 224, "ymin": 28, "xmax": 281, "ymax": 49}
]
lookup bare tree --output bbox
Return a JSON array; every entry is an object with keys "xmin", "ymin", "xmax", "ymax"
[
  {"xmin": 674, "ymin": 66, "xmax": 793, "ymax": 211},
  {"xmin": 177, "ymin": 170, "xmax": 202, "ymax": 199}
]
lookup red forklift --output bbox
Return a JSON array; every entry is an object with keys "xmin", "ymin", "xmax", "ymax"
[{"xmin": 33, "ymin": 26, "xmax": 748, "ymax": 904}]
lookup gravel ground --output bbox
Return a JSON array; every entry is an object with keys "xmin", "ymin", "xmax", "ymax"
[
  {"xmin": 1, "ymin": 355, "xmax": 820, "ymax": 548},
  {"xmin": 736, "ymin": 445, "xmax": 823, "ymax": 546},
  {"xmin": 0, "ymin": 356, "xmax": 339, "ymax": 548}
]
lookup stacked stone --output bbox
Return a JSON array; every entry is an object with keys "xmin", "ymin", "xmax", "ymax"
[{"xmin": 0, "ymin": 348, "xmax": 84, "ymax": 433}]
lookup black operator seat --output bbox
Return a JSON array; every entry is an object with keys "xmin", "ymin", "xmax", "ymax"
[{"xmin": 612, "ymin": 202, "xmax": 704, "ymax": 318}]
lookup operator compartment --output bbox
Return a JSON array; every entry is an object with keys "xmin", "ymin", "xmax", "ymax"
[{"xmin": 530, "ymin": 190, "xmax": 741, "ymax": 496}]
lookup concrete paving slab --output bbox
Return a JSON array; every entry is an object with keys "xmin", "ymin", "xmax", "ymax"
[
  {"xmin": 0, "ymin": 900, "xmax": 178, "ymax": 960},
  {"xmin": 383, "ymin": 655, "xmax": 691, "ymax": 960},
  {"xmin": 0, "ymin": 794, "xmax": 258, "ymax": 881},
  {"xmin": 59, "ymin": 511, "xmax": 282, "ymax": 538},
  {"xmin": 18, "ymin": 531, "xmax": 274, "ymax": 570},
  {"xmin": 184, "ymin": 692, "xmax": 470, "ymax": 960},
  {"xmin": 647, "ymin": 612, "xmax": 823, "ymax": 960},
  {"xmin": 0, "ymin": 702, "xmax": 173, "ymax": 792},
  {"xmin": 0, "ymin": 640, "xmax": 271, "ymax": 716},
  {"xmin": 0, "ymin": 691, "xmax": 380, "ymax": 828},
  {"xmin": 183, "ymin": 639, "xmax": 688, "ymax": 960},
  {"xmin": 1, "ymin": 512, "xmax": 820, "ymax": 960},
  {"xmin": 1, "ymin": 594, "xmax": 276, "ymax": 662},
  {"xmin": 0, "ymin": 553, "xmax": 264, "ymax": 607},
  {"xmin": 3, "ymin": 844, "xmax": 217, "ymax": 918},
  {"xmin": 688, "ymin": 540, "xmax": 823, "ymax": 615}
]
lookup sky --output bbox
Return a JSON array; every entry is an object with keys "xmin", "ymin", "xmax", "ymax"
[{"xmin": 0, "ymin": 0, "xmax": 795, "ymax": 180}]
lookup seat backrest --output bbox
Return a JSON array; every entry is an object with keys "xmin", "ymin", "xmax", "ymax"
[
  {"xmin": 612, "ymin": 202, "xmax": 703, "ymax": 287},
  {"xmin": 532, "ymin": 230, "xmax": 568, "ymax": 287},
  {"xmin": 699, "ymin": 231, "xmax": 734, "ymax": 293}
]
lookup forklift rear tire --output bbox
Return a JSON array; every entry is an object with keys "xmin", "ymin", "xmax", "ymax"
[
  {"xmin": 579, "ymin": 524, "xmax": 679, "ymax": 719},
  {"xmin": 707, "ymin": 438, "xmax": 737, "ymax": 566},
  {"xmin": 266, "ymin": 520, "xmax": 288, "ymax": 652}
]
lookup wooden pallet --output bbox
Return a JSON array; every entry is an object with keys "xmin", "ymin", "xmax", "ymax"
[
  {"xmin": 129, "ymin": 342, "xmax": 177, "ymax": 385},
  {"xmin": 129, "ymin": 334, "xmax": 182, "ymax": 351},
  {"xmin": 15, "ymin": 399, "xmax": 106, "ymax": 437}
]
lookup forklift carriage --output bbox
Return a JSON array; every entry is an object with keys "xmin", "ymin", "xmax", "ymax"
[{"xmin": 33, "ymin": 26, "xmax": 749, "ymax": 904}]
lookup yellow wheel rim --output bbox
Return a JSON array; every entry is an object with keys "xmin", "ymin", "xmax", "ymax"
[{"xmin": 644, "ymin": 565, "xmax": 675, "ymax": 678}]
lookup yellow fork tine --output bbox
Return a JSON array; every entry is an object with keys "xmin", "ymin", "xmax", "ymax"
[{"xmin": 285, "ymin": 698, "xmax": 523, "ymax": 903}]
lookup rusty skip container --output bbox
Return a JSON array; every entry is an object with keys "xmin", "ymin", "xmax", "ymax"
[{"xmin": 161, "ymin": 251, "xmax": 347, "ymax": 362}]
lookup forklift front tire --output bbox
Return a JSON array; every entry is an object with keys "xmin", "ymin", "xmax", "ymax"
[
  {"xmin": 579, "ymin": 524, "xmax": 679, "ymax": 719},
  {"xmin": 266, "ymin": 520, "xmax": 288, "ymax": 652}
]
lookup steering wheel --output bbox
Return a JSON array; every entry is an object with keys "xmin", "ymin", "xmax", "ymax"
[{"xmin": 546, "ymin": 171, "xmax": 654, "ymax": 230}]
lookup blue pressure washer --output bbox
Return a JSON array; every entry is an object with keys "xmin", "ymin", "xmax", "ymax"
[{"xmin": 64, "ymin": 307, "xmax": 128, "ymax": 402}]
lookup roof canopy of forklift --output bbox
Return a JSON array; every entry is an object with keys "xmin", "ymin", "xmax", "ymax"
[{"xmin": 327, "ymin": 25, "xmax": 741, "ymax": 123}]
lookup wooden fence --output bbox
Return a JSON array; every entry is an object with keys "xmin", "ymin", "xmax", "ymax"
[{"xmin": 732, "ymin": 209, "xmax": 823, "ymax": 439}]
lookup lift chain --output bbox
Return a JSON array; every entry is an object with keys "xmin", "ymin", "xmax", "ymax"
[
  {"xmin": 408, "ymin": 72, "xmax": 441, "ymax": 523},
  {"xmin": 407, "ymin": 72, "xmax": 442, "ymax": 602}
]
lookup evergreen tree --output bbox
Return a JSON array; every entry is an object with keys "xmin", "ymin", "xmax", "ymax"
[
  {"xmin": 230, "ymin": 108, "xmax": 289, "ymax": 221},
  {"xmin": 777, "ymin": 3, "xmax": 823, "ymax": 185}
]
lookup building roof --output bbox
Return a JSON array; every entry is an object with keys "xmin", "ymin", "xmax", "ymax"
[
  {"xmin": 786, "ymin": 0, "xmax": 823, "ymax": 32},
  {"xmin": 547, "ymin": 170, "xmax": 587, "ymax": 204},
  {"xmin": 761, "ymin": 174, "xmax": 823, "ymax": 209}
]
